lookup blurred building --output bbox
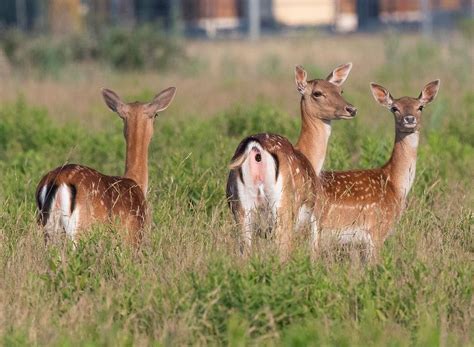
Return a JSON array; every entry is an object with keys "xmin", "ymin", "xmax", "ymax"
[
  {"xmin": 271, "ymin": 0, "xmax": 335, "ymax": 26},
  {"xmin": 0, "ymin": 0, "xmax": 472, "ymax": 36},
  {"xmin": 181, "ymin": 0, "xmax": 244, "ymax": 37},
  {"xmin": 336, "ymin": 0, "xmax": 473, "ymax": 31},
  {"xmin": 179, "ymin": 0, "xmax": 472, "ymax": 34}
]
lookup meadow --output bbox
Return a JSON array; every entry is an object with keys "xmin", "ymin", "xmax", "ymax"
[{"xmin": 0, "ymin": 31, "xmax": 473, "ymax": 346}]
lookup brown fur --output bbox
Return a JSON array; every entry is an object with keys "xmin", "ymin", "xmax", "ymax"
[
  {"xmin": 227, "ymin": 133, "xmax": 318, "ymax": 257},
  {"xmin": 35, "ymin": 87, "xmax": 177, "ymax": 245},
  {"xmin": 36, "ymin": 164, "xmax": 147, "ymax": 245},
  {"xmin": 316, "ymin": 81, "xmax": 440, "ymax": 255},
  {"xmin": 319, "ymin": 166, "xmax": 400, "ymax": 249},
  {"xmin": 226, "ymin": 64, "xmax": 355, "ymax": 258},
  {"xmin": 295, "ymin": 63, "xmax": 356, "ymax": 175}
]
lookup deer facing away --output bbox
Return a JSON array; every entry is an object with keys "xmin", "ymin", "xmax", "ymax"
[
  {"xmin": 36, "ymin": 87, "xmax": 177, "ymax": 245},
  {"xmin": 226, "ymin": 63, "xmax": 356, "ymax": 258},
  {"xmin": 316, "ymin": 80, "xmax": 440, "ymax": 257}
]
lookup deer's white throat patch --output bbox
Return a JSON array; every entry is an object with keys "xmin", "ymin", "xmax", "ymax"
[
  {"xmin": 399, "ymin": 132, "xmax": 419, "ymax": 198},
  {"xmin": 313, "ymin": 122, "xmax": 332, "ymax": 175}
]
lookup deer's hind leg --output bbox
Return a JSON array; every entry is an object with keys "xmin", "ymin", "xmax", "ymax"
[
  {"xmin": 228, "ymin": 197, "xmax": 254, "ymax": 256},
  {"xmin": 272, "ymin": 196, "xmax": 295, "ymax": 261},
  {"xmin": 310, "ymin": 213, "xmax": 320, "ymax": 259}
]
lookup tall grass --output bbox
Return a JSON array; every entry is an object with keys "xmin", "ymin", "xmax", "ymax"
[{"xmin": 0, "ymin": 34, "xmax": 473, "ymax": 345}]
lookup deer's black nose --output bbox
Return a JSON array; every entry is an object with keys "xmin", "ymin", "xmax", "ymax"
[
  {"xmin": 404, "ymin": 115, "xmax": 416, "ymax": 124},
  {"xmin": 345, "ymin": 105, "xmax": 357, "ymax": 117}
]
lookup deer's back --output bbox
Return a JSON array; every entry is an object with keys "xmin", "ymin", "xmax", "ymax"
[
  {"xmin": 318, "ymin": 168, "xmax": 401, "ymax": 242},
  {"xmin": 36, "ymin": 164, "xmax": 147, "ymax": 240},
  {"xmin": 227, "ymin": 133, "xmax": 318, "ymax": 211}
]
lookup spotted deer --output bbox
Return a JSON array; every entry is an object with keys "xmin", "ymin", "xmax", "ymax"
[
  {"xmin": 36, "ymin": 87, "xmax": 177, "ymax": 245},
  {"xmin": 295, "ymin": 63, "xmax": 356, "ymax": 175},
  {"xmin": 316, "ymin": 80, "xmax": 440, "ymax": 258},
  {"xmin": 226, "ymin": 63, "xmax": 356, "ymax": 257}
]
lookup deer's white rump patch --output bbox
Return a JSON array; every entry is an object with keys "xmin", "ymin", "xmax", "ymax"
[
  {"xmin": 45, "ymin": 184, "xmax": 79, "ymax": 240},
  {"xmin": 237, "ymin": 141, "xmax": 283, "ymax": 247}
]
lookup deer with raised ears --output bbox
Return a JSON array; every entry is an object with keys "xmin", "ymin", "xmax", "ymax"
[
  {"xmin": 295, "ymin": 63, "xmax": 357, "ymax": 175},
  {"xmin": 316, "ymin": 80, "xmax": 440, "ymax": 258},
  {"xmin": 226, "ymin": 63, "xmax": 356, "ymax": 258},
  {"xmin": 36, "ymin": 87, "xmax": 177, "ymax": 246}
]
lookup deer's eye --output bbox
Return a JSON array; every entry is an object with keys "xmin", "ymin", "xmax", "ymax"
[
  {"xmin": 341, "ymin": 90, "xmax": 344, "ymax": 94},
  {"xmin": 313, "ymin": 91, "xmax": 323, "ymax": 97},
  {"xmin": 391, "ymin": 106, "xmax": 399, "ymax": 113},
  {"xmin": 418, "ymin": 105, "xmax": 424, "ymax": 111}
]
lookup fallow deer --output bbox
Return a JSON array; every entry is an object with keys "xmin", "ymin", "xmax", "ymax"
[
  {"xmin": 295, "ymin": 63, "xmax": 356, "ymax": 175},
  {"xmin": 36, "ymin": 87, "xmax": 177, "ymax": 245},
  {"xmin": 316, "ymin": 80, "xmax": 440, "ymax": 258},
  {"xmin": 226, "ymin": 63, "xmax": 356, "ymax": 257}
]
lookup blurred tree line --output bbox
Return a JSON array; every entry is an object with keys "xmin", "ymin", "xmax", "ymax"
[
  {"xmin": 0, "ymin": 0, "xmax": 176, "ymax": 34},
  {"xmin": 0, "ymin": 0, "xmax": 186, "ymax": 73}
]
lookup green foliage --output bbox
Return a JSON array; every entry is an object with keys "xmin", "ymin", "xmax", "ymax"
[
  {"xmin": 257, "ymin": 53, "xmax": 283, "ymax": 77},
  {"xmin": 222, "ymin": 103, "xmax": 298, "ymax": 139},
  {"xmin": 359, "ymin": 135, "xmax": 391, "ymax": 168},
  {"xmin": 0, "ymin": 25, "xmax": 186, "ymax": 73},
  {"xmin": 0, "ymin": 97, "xmax": 472, "ymax": 345},
  {"xmin": 99, "ymin": 25, "xmax": 185, "ymax": 70},
  {"xmin": 378, "ymin": 37, "xmax": 442, "ymax": 86},
  {"xmin": 457, "ymin": 18, "xmax": 474, "ymax": 40},
  {"xmin": 0, "ymin": 33, "xmax": 473, "ymax": 345}
]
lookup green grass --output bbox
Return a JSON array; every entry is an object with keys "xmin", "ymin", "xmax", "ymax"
[{"xmin": 0, "ymin": 35, "xmax": 473, "ymax": 346}]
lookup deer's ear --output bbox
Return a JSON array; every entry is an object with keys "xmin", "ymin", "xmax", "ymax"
[
  {"xmin": 418, "ymin": 80, "xmax": 440, "ymax": 105},
  {"xmin": 295, "ymin": 65, "xmax": 307, "ymax": 95},
  {"xmin": 326, "ymin": 62, "xmax": 352, "ymax": 86},
  {"xmin": 102, "ymin": 88, "xmax": 125, "ymax": 113},
  {"xmin": 370, "ymin": 83, "xmax": 393, "ymax": 108},
  {"xmin": 147, "ymin": 87, "xmax": 177, "ymax": 116}
]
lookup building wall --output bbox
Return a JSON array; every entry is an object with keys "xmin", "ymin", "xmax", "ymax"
[
  {"xmin": 182, "ymin": 0, "xmax": 241, "ymax": 20},
  {"xmin": 379, "ymin": 0, "xmax": 465, "ymax": 13},
  {"xmin": 272, "ymin": 0, "xmax": 335, "ymax": 26},
  {"xmin": 49, "ymin": 0, "xmax": 83, "ymax": 34},
  {"xmin": 338, "ymin": 0, "xmax": 356, "ymax": 13},
  {"xmin": 335, "ymin": 0, "xmax": 357, "ymax": 31}
]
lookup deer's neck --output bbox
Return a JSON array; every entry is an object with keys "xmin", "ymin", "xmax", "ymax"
[
  {"xmin": 124, "ymin": 131, "xmax": 150, "ymax": 195},
  {"xmin": 387, "ymin": 130, "xmax": 419, "ymax": 199},
  {"xmin": 295, "ymin": 104, "xmax": 331, "ymax": 175}
]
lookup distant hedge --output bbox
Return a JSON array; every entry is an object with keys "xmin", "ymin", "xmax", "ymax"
[{"xmin": 0, "ymin": 25, "xmax": 186, "ymax": 73}]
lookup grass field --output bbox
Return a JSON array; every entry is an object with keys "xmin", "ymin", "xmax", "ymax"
[{"xmin": 0, "ymin": 32, "xmax": 473, "ymax": 346}]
